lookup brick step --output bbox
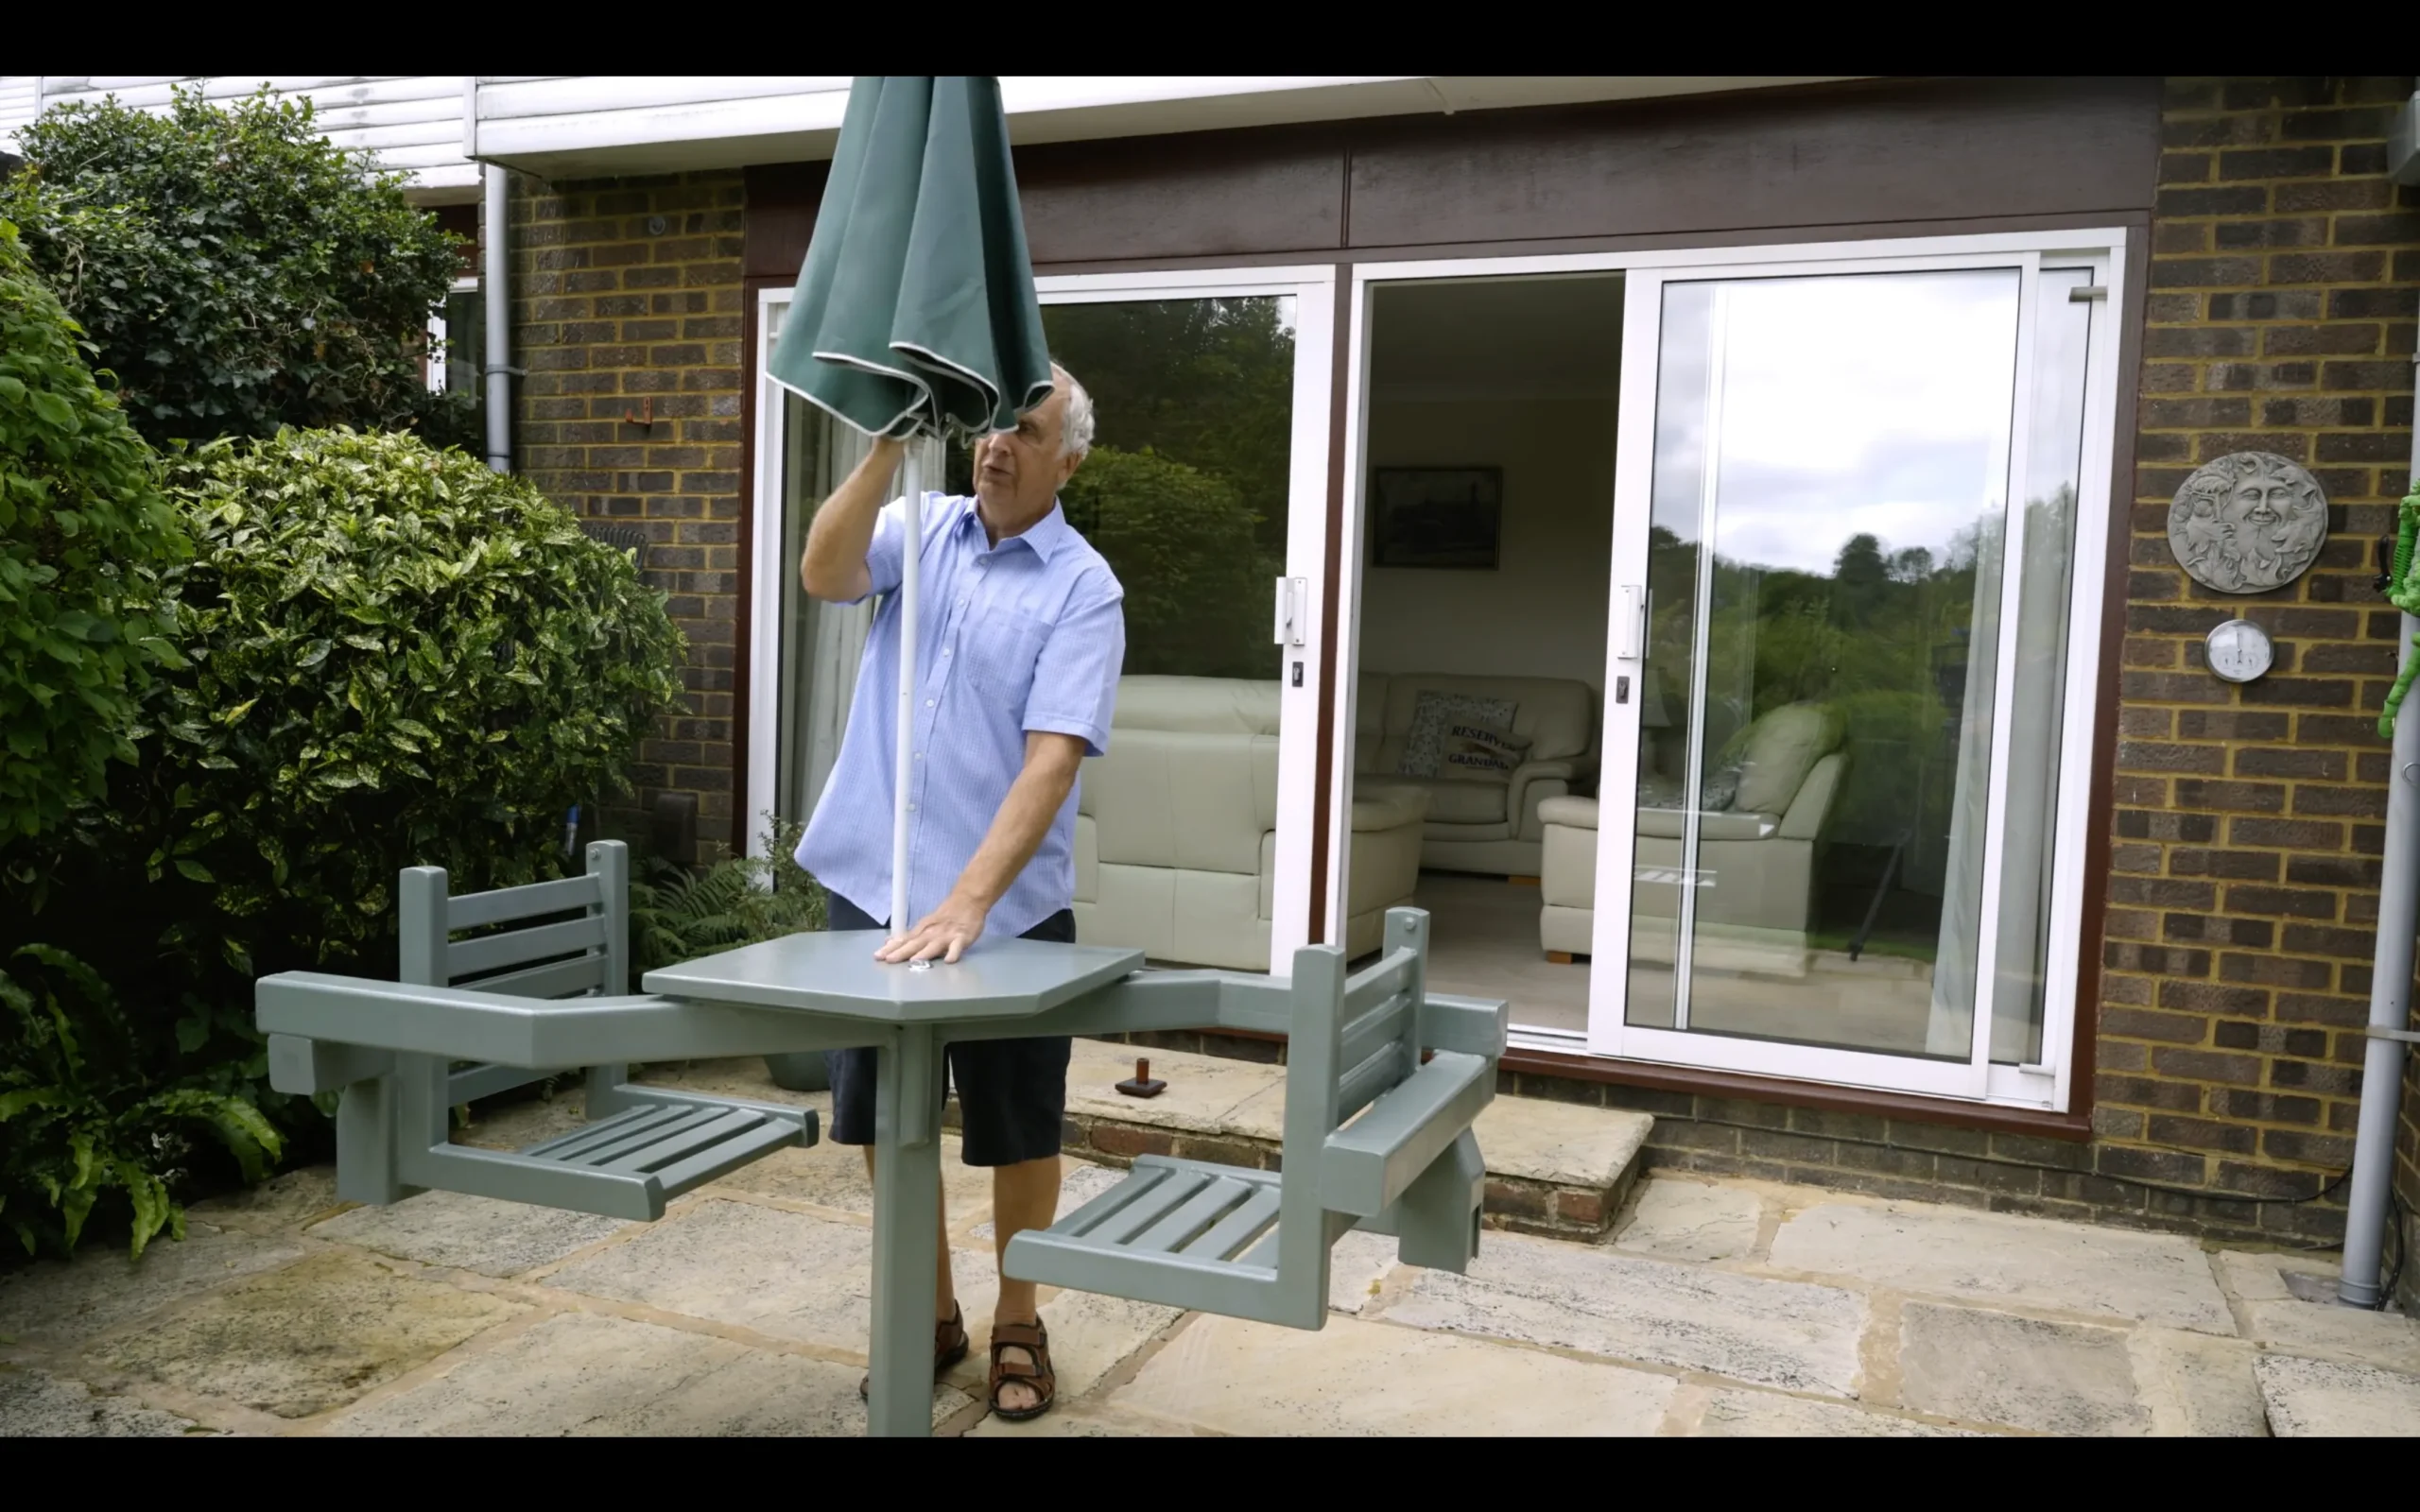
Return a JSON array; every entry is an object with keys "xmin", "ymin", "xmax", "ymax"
[{"xmin": 1030, "ymin": 1039, "xmax": 1653, "ymax": 1240}]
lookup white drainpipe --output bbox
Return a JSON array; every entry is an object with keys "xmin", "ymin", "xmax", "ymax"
[
  {"xmin": 2339, "ymin": 94, "xmax": 2420, "ymax": 1310},
  {"xmin": 482, "ymin": 162, "xmax": 511, "ymax": 473}
]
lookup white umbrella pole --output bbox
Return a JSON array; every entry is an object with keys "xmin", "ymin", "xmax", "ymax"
[{"xmin": 890, "ymin": 446, "xmax": 921, "ymax": 939}]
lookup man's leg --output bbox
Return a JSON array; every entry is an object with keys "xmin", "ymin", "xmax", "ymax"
[{"xmin": 950, "ymin": 1013, "xmax": 1073, "ymax": 1416}]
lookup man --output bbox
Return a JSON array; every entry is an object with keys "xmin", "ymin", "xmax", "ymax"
[{"xmin": 797, "ymin": 363, "xmax": 1122, "ymax": 1422}]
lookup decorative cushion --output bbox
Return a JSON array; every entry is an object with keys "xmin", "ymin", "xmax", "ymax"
[
  {"xmin": 1441, "ymin": 718, "xmax": 1531, "ymax": 781},
  {"xmin": 1733, "ymin": 702, "xmax": 1839, "ymax": 816},
  {"xmin": 1397, "ymin": 691, "xmax": 1516, "ymax": 779}
]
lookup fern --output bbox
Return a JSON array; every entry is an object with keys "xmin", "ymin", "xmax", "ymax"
[{"xmin": 628, "ymin": 813, "xmax": 828, "ymax": 978}]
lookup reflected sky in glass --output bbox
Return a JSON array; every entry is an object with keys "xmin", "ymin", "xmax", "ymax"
[{"xmin": 1658, "ymin": 271, "xmax": 2021, "ymax": 575}]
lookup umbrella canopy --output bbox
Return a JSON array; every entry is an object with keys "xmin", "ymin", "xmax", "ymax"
[
  {"xmin": 768, "ymin": 76, "xmax": 1053, "ymax": 441},
  {"xmin": 768, "ymin": 77, "xmax": 1053, "ymax": 944}
]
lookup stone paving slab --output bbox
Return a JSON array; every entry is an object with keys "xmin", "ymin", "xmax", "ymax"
[
  {"xmin": 84, "ymin": 1249, "xmax": 525, "ymax": 1419},
  {"xmin": 2255, "ymin": 1351, "xmax": 2420, "ymax": 1436},
  {"xmin": 2128, "ymin": 1329, "xmax": 2268, "ymax": 1437},
  {"xmin": 1382, "ymin": 1229, "xmax": 1866, "ymax": 1397},
  {"xmin": 2237, "ymin": 1296, "xmax": 2420, "ymax": 1373},
  {"xmin": 1768, "ymin": 1200, "xmax": 2234, "ymax": 1334},
  {"xmin": 1066, "ymin": 1039, "xmax": 1279, "ymax": 1135},
  {"xmin": 539, "ymin": 1196, "xmax": 996, "ymax": 1353},
  {"xmin": 185, "ymin": 1166, "xmax": 345, "ymax": 1239},
  {"xmin": 1068, "ymin": 1040, "xmax": 1649, "ymax": 1194},
  {"xmin": 964, "ymin": 1403, "xmax": 1192, "ymax": 1436},
  {"xmin": 0, "ymin": 1222, "xmax": 309, "ymax": 1350},
  {"xmin": 0, "ymin": 1365, "xmax": 207, "ymax": 1436},
  {"xmin": 1690, "ymin": 1386, "xmax": 1979, "ymax": 1437},
  {"xmin": 714, "ymin": 1137, "xmax": 998, "ymax": 1217},
  {"xmin": 1109, "ymin": 1312, "xmax": 1678, "ymax": 1435},
  {"xmin": 2215, "ymin": 1248, "xmax": 2344, "ymax": 1304},
  {"xmin": 309, "ymin": 1191, "xmax": 631, "ymax": 1278},
  {"xmin": 1613, "ymin": 1179, "xmax": 1764, "ymax": 1263},
  {"xmin": 1897, "ymin": 1302, "xmax": 2150, "ymax": 1435},
  {"xmin": 320, "ymin": 1310, "xmax": 967, "ymax": 1435}
]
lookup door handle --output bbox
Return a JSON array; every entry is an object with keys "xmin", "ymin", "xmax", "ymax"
[
  {"xmin": 1273, "ymin": 576, "xmax": 1308, "ymax": 647},
  {"xmin": 1619, "ymin": 585, "xmax": 1646, "ymax": 661}
]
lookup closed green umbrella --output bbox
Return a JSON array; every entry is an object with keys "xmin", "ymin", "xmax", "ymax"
[{"xmin": 767, "ymin": 77, "xmax": 1053, "ymax": 939}]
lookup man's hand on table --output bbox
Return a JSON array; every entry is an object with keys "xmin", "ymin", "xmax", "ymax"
[{"xmin": 875, "ymin": 890, "xmax": 992, "ymax": 965}]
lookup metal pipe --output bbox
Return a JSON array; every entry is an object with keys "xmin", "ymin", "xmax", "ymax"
[
  {"xmin": 891, "ymin": 448, "xmax": 921, "ymax": 939},
  {"xmin": 2340, "ymin": 350, "xmax": 2420, "ymax": 1309},
  {"xmin": 483, "ymin": 163, "xmax": 511, "ymax": 473}
]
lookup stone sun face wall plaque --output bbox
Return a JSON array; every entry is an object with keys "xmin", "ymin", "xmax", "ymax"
[{"xmin": 2166, "ymin": 452, "xmax": 2329, "ymax": 593}]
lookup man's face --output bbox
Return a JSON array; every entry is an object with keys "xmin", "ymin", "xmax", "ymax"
[
  {"xmin": 2227, "ymin": 475, "xmax": 2293, "ymax": 531},
  {"xmin": 973, "ymin": 386, "xmax": 1080, "ymax": 522}
]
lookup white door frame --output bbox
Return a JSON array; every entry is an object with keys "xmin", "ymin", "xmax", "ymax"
[
  {"xmin": 1342, "ymin": 227, "xmax": 2125, "ymax": 1109},
  {"xmin": 746, "ymin": 268, "xmax": 1340, "ymax": 967}
]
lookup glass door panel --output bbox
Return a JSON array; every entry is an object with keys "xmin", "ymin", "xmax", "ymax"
[{"xmin": 1592, "ymin": 249, "xmax": 2108, "ymax": 1104}]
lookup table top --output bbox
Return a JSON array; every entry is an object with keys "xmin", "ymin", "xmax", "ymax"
[{"xmin": 641, "ymin": 930, "xmax": 1145, "ymax": 1023}]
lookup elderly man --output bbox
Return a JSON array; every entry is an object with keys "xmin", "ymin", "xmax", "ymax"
[{"xmin": 797, "ymin": 363, "xmax": 1122, "ymax": 1422}]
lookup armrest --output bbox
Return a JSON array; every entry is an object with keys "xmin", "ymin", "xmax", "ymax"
[
  {"xmin": 1320, "ymin": 1050, "xmax": 1494, "ymax": 1218},
  {"xmin": 1508, "ymin": 759, "xmax": 1578, "ymax": 840},
  {"xmin": 1777, "ymin": 751, "xmax": 1847, "ymax": 841},
  {"xmin": 1351, "ymin": 782, "xmax": 1431, "ymax": 832},
  {"xmin": 1538, "ymin": 794, "xmax": 1599, "ymax": 831}
]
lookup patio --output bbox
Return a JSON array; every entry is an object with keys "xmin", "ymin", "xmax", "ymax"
[{"xmin": 4, "ymin": 1051, "xmax": 2416, "ymax": 1437}]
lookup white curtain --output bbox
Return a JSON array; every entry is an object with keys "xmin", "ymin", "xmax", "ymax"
[{"xmin": 1925, "ymin": 516, "xmax": 2007, "ymax": 1057}]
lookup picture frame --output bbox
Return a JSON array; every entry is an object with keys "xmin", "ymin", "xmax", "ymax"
[{"xmin": 1368, "ymin": 466, "xmax": 1503, "ymax": 570}]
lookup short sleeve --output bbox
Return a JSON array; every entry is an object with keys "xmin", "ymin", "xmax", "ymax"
[{"xmin": 1023, "ymin": 574, "xmax": 1126, "ymax": 757}]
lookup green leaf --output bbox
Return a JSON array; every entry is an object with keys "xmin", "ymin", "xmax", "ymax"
[{"xmin": 174, "ymin": 858, "xmax": 215, "ymax": 883}]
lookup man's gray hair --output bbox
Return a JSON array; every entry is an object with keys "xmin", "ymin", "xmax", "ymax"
[{"xmin": 1052, "ymin": 363, "xmax": 1096, "ymax": 460}]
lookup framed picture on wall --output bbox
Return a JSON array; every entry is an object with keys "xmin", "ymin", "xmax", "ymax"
[{"xmin": 1368, "ymin": 466, "xmax": 1503, "ymax": 570}]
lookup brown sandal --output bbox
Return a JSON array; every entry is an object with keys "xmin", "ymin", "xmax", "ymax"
[
  {"xmin": 988, "ymin": 1318, "xmax": 1056, "ymax": 1420},
  {"xmin": 859, "ymin": 1303, "xmax": 969, "ymax": 1400}
]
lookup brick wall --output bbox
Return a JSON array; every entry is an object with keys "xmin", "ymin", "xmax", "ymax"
[
  {"xmin": 505, "ymin": 170, "xmax": 749, "ymax": 860},
  {"xmin": 2102, "ymin": 75, "xmax": 2415, "ymax": 1245},
  {"xmin": 1137, "ymin": 77, "xmax": 2420, "ymax": 1252}
]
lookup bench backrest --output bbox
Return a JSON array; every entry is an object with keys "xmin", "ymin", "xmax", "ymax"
[
  {"xmin": 398, "ymin": 840, "xmax": 629, "ymax": 997},
  {"xmin": 1271, "ymin": 909, "xmax": 1429, "ymax": 1286}
]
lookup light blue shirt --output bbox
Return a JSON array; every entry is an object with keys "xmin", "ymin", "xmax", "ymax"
[{"xmin": 797, "ymin": 491, "xmax": 1125, "ymax": 937}]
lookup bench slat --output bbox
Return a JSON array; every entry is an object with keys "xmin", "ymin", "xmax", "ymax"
[
  {"xmin": 1338, "ymin": 990, "xmax": 1411, "ymax": 1077},
  {"xmin": 447, "ymin": 915, "xmax": 607, "ymax": 979},
  {"xmin": 569, "ymin": 1105, "xmax": 726, "ymax": 1167},
  {"xmin": 1086, "ymin": 1168, "xmax": 1212, "ymax": 1247},
  {"xmin": 1132, "ymin": 1176, "xmax": 1255, "ymax": 1255},
  {"xmin": 1343, "ymin": 949, "xmax": 1416, "ymax": 1015},
  {"xmin": 1336, "ymin": 1040, "xmax": 1408, "ymax": 1123},
  {"xmin": 1183, "ymin": 1184, "xmax": 1282, "ymax": 1261},
  {"xmin": 449, "ymin": 873, "xmax": 603, "ymax": 930},
  {"xmin": 523, "ymin": 1103, "xmax": 693, "ymax": 1162},
  {"xmin": 463, "ymin": 954, "xmax": 605, "ymax": 1001},
  {"xmin": 602, "ymin": 1108, "xmax": 765, "ymax": 1173},
  {"xmin": 642, "ymin": 1113, "xmax": 805, "ymax": 1196},
  {"xmin": 1322, "ymin": 1051, "xmax": 1492, "ymax": 1218},
  {"xmin": 1059, "ymin": 1163, "xmax": 1177, "ymax": 1239}
]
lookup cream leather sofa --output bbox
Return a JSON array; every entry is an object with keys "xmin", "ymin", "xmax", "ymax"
[
  {"xmin": 1073, "ymin": 676, "xmax": 1430, "ymax": 971},
  {"xmin": 1352, "ymin": 672, "xmax": 1597, "ymax": 878},
  {"xmin": 1539, "ymin": 702, "xmax": 1846, "ymax": 974}
]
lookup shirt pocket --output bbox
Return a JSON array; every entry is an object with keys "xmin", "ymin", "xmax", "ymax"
[{"xmin": 959, "ymin": 608, "xmax": 1049, "ymax": 706}]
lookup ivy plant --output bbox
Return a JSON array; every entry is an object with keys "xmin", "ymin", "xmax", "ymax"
[
  {"xmin": 0, "ymin": 217, "xmax": 189, "ymax": 842},
  {"xmin": 3, "ymin": 83, "xmax": 473, "ymax": 449}
]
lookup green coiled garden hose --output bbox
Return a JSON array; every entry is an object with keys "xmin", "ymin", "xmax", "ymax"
[{"xmin": 2377, "ymin": 479, "xmax": 2420, "ymax": 741}]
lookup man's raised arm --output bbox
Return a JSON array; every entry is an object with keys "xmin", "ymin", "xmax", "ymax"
[{"xmin": 801, "ymin": 435, "xmax": 908, "ymax": 602}]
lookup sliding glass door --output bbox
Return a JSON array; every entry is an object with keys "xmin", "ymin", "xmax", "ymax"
[{"xmin": 1588, "ymin": 242, "xmax": 2117, "ymax": 1108}]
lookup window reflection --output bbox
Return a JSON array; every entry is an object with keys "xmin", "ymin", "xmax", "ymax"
[{"xmin": 1629, "ymin": 268, "xmax": 2067, "ymax": 1063}]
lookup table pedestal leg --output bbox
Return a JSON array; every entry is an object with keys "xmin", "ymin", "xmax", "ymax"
[{"xmin": 868, "ymin": 1023, "xmax": 943, "ymax": 1438}]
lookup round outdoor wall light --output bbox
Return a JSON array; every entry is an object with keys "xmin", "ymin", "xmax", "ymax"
[{"xmin": 2205, "ymin": 618, "xmax": 2273, "ymax": 684}]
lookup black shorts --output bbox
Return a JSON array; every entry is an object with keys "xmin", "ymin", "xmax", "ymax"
[{"xmin": 821, "ymin": 894, "xmax": 1074, "ymax": 1167}]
